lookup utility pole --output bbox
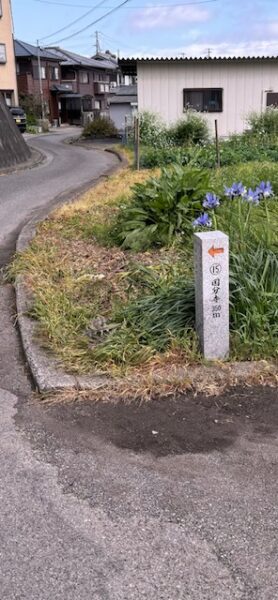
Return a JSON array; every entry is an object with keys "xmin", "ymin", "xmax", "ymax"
[
  {"xmin": 37, "ymin": 40, "xmax": 45, "ymax": 120},
  {"xmin": 207, "ymin": 48, "xmax": 212, "ymax": 58},
  {"xmin": 95, "ymin": 31, "xmax": 100, "ymax": 55}
]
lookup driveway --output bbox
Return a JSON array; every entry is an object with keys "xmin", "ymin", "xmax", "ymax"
[{"xmin": 0, "ymin": 131, "xmax": 277, "ymax": 599}]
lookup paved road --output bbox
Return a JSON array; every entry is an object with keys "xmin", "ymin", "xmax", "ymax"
[
  {"xmin": 0, "ymin": 131, "xmax": 277, "ymax": 599},
  {"xmin": 0, "ymin": 128, "xmax": 118, "ymax": 266}
]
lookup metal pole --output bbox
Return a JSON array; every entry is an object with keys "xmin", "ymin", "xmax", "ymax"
[
  {"xmin": 214, "ymin": 119, "xmax": 220, "ymax": 169},
  {"xmin": 37, "ymin": 40, "xmax": 45, "ymax": 120},
  {"xmin": 135, "ymin": 116, "xmax": 140, "ymax": 170}
]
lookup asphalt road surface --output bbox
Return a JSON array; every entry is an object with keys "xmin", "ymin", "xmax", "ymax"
[
  {"xmin": 0, "ymin": 130, "xmax": 277, "ymax": 599},
  {"xmin": 0, "ymin": 128, "xmax": 118, "ymax": 266}
]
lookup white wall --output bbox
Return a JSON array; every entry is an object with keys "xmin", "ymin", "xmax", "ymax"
[
  {"xmin": 137, "ymin": 60, "xmax": 278, "ymax": 136},
  {"xmin": 110, "ymin": 103, "xmax": 133, "ymax": 131}
]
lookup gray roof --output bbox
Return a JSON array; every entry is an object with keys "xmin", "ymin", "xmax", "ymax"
[
  {"xmin": 46, "ymin": 47, "xmax": 118, "ymax": 70},
  {"xmin": 109, "ymin": 95, "xmax": 137, "ymax": 104},
  {"xmin": 92, "ymin": 51, "xmax": 118, "ymax": 69},
  {"xmin": 120, "ymin": 55, "xmax": 278, "ymax": 74},
  {"xmin": 14, "ymin": 39, "xmax": 59, "ymax": 60},
  {"xmin": 121, "ymin": 56, "xmax": 278, "ymax": 63},
  {"xmin": 111, "ymin": 84, "xmax": 137, "ymax": 96}
]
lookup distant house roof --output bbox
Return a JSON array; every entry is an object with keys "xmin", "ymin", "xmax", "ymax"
[
  {"xmin": 14, "ymin": 39, "xmax": 59, "ymax": 60},
  {"xmin": 109, "ymin": 95, "xmax": 138, "ymax": 105},
  {"xmin": 111, "ymin": 84, "xmax": 137, "ymax": 96},
  {"xmin": 92, "ymin": 51, "xmax": 119, "ymax": 69},
  {"xmin": 109, "ymin": 85, "xmax": 137, "ymax": 105},
  {"xmin": 120, "ymin": 55, "xmax": 278, "ymax": 74},
  {"xmin": 46, "ymin": 47, "xmax": 118, "ymax": 70}
]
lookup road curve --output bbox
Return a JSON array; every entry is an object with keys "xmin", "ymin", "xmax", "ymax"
[{"xmin": 0, "ymin": 128, "xmax": 118, "ymax": 266}]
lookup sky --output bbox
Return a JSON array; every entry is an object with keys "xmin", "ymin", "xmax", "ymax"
[{"xmin": 11, "ymin": 0, "xmax": 278, "ymax": 59}]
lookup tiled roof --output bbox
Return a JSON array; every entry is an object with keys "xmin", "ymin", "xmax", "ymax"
[
  {"xmin": 46, "ymin": 47, "xmax": 118, "ymax": 70},
  {"xmin": 14, "ymin": 39, "xmax": 59, "ymax": 60}
]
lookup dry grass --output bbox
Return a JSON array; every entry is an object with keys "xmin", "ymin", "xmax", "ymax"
[
  {"xmin": 12, "ymin": 163, "xmax": 185, "ymax": 374},
  {"xmin": 39, "ymin": 360, "xmax": 278, "ymax": 405}
]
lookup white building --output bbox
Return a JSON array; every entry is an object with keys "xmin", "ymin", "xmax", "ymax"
[{"xmin": 119, "ymin": 57, "xmax": 278, "ymax": 137}]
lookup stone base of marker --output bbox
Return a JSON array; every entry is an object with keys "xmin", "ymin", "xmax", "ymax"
[{"xmin": 194, "ymin": 230, "xmax": 229, "ymax": 360}]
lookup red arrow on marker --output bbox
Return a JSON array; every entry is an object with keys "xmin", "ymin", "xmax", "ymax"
[{"xmin": 208, "ymin": 245, "xmax": 224, "ymax": 258}]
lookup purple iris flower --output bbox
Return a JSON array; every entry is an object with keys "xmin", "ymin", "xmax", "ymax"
[
  {"xmin": 224, "ymin": 182, "xmax": 246, "ymax": 198},
  {"xmin": 203, "ymin": 192, "xmax": 220, "ymax": 209},
  {"xmin": 243, "ymin": 188, "xmax": 260, "ymax": 205},
  {"xmin": 256, "ymin": 181, "xmax": 273, "ymax": 198},
  {"xmin": 193, "ymin": 213, "xmax": 212, "ymax": 228}
]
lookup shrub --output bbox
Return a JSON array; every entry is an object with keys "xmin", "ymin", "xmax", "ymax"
[
  {"xmin": 247, "ymin": 108, "xmax": 278, "ymax": 136},
  {"xmin": 169, "ymin": 112, "xmax": 210, "ymax": 146},
  {"xmin": 83, "ymin": 116, "xmax": 118, "ymax": 138},
  {"xmin": 139, "ymin": 146, "xmax": 190, "ymax": 168},
  {"xmin": 139, "ymin": 133, "xmax": 278, "ymax": 169},
  {"xmin": 113, "ymin": 165, "xmax": 211, "ymax": 250},
  {"xmin": 137, "ymin": 111, "xmax": 170, "ymax": 149}
]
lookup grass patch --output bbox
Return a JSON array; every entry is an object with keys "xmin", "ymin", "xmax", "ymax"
[{"xmin": 10, "ymin": 159, "xmax": 278, "ymax": 375}]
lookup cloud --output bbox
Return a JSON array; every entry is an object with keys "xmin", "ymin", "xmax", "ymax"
[
  {"xmin": 132, "ymin": 5, "xmax": 210, "ymax": 30},
  {"xmin": 264, "ymin": 21, "xmax": 278, "ymax": 35},
  {"xmin": 124, "ymin": 38, "xmax": 278, "ymax": 58}
]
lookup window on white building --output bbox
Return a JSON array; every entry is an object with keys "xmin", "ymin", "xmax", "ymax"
[{"xmin": 183, "ymin": 88, "xmax": 223, "ymax": 112}]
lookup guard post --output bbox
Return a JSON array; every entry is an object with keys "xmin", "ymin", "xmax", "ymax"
[{"xmin": 194, "ymin": 230, "xmax": 229, "ymax": 360}]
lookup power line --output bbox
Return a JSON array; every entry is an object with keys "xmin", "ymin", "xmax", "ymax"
[
  {"xmin": 35, "ymin": 0, "xmax": 218, "ymax": 8},
  {"xmin": 49, "ymin": 0, "xmax": 132, "ymax": 45},
  {"xmin": 98, "ymin": 30, "xmax": 138, "ymax": 51},
  {"xmin": 39, "ymin": 0, "xmax": 108, "ymax": 42}
]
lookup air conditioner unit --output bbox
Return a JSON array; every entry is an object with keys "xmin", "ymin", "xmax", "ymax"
[{"xmin": 83, "ymin": 112, "xmax": 94, "ymax": 126}]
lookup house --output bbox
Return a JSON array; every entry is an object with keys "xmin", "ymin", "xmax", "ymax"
[
  {"xmin": 109, "ymin": 84, "xmax": 138, "ymax": 132},
  {"xmin": 15, "ymin": 41, "xmax": 118, "ymax": 125},
  {"xmin": 119, "ymin": 56, "xmax": 278, "ymax": 137},
  {"xmin": 46, "ymin": 46, "xmax": 118, "ymax": 124},
  {"xmin": 0, "ymin": 0, "xmax": 18, "ymax": 106},
  {"xmin": 15, "ymin": 40, "xmax": 62, "ymax": 122}
]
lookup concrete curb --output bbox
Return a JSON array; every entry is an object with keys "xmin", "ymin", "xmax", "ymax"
[{"xmin": 0, "ymin": 146, "xmax": 46, "ymax": 176}]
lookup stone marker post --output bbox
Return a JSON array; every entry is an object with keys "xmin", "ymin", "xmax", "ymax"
[{"xmin": 194, "ymin": 230, "xmax": 229, "ymax": 360}]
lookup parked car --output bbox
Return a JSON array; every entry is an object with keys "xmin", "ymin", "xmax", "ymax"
[{"xmin": 9, "ymin": 106, "xmax": 27, "ymax": 133}]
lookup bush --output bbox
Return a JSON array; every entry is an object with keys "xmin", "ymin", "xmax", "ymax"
[
  {"xmin": 139, "ymin": 134, "xmax": 278, "ymax": 169},
  {"xmin": 169, "ymin": 112, "xmax": 210, "ymax": 146},
  {"xmin": 113, "ymin": 165, "xmax": 211, "ymax": 250},
  {"xmin": 83, "ymin": 116, "xmax": 118, "ymax": 138},
  {"xmin": 247, "ymin": 108, "xmax": 278, "ymax": 136},
  {"xmin": 139, "ymin": 146, "xmax": 190, "ymax": 168},
  {"xmin": 137, "ymin": 111, "xmax": 170, "ymax": 149}
]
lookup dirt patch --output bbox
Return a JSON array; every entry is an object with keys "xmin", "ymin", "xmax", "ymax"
[{"xmin": 26, "ymin": 385, "xmax": 278, "ymax": 457}]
